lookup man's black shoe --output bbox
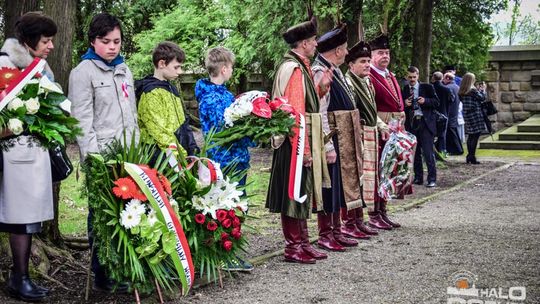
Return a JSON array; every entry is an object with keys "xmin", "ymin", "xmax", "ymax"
[
  {"xmin": 93, "ymin": 279, "xmax": 130, "ymax": 293},
  {"xmin": 413, "ymin": 178, "xmax": 423, "ymax": 185}
]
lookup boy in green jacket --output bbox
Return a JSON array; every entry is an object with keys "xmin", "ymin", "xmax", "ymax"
[{"xmin": 136, "ymin": 41, "xmax": 198, "ymax": 159}]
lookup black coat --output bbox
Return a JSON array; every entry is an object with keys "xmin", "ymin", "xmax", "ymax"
[
  {"xmin": 433, "ymin": 81, "xmax": 452, "ymax": 116},
  {"xmin": 444, "ymin": 81, "xmax": 460, "ymax": 128},
  {"xmin": 402, "ymin": 83, "xmax": 440, "ymax": 135}
]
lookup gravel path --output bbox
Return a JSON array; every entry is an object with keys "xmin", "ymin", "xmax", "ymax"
[{"xmin": 180, "ymin": 163, "xmax": 540, "ymax": 304}]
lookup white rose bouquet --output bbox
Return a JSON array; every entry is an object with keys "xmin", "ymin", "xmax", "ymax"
[{"xmin": 0, "ymin": 67, "xmax": 81, "ymax": 148}]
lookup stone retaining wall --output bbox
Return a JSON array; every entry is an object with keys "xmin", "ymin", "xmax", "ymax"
[{"xmin": 485, "ymin": 45, "xmax": 540, "ymax": 130}]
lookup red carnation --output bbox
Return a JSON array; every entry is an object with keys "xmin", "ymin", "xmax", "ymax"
[
  {"xmin": 220, "ymin": 232, "xmax": 229, "ymax": 241},
  {"xmin": 231, "ymin": 227, "xmax": 242, "ymax": 240},
  {"xmin": 159, "ymin": 174, "xmax": 172, "ymax": 195},
  {"xmin": 232, "ymin": 217, "xmax": 241, "ymax": 228},
  {"xmin": 228, "ymin": 209, "xmax": 237, "ymax": 218},
  {"xmin": 207, "ymin": 220, "xmax": 218, "ymax": 231},
  {"xmin": 222, "ymin": 240, "xmax": 233, "ymax": 252},
  {"xmin": 195, "ymin": 213, "xmax": 206, "ymax": 224},
  {"xmin": 216, "ymin": 209, "xmax": 228, "ymax": 222},
  {"xmin": 222, "ymin": 218, "xmax": 232, "ymax": 228},
  {"xmin": 112, "ymin": 177, "xmax": 138, "ymax": 200}
]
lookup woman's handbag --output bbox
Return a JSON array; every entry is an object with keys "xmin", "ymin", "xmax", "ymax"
[
  {"xmin": 482, "ymin": 100, "xmax": 498, "ymax": 116},
  {"xmin": 49, "ymin": 144, "xmax": 73, "ymax": 182}
]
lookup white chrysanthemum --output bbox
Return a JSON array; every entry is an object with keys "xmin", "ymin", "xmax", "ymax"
[
  {"xmin": 24, "ymin": 97, "xmax": 40, "ymax": 114},
  {"xmin": 7, "ymin": 118, "xmax": 24, "ymax": 135},
  {"xmin": 7, "ymin": 97, "xmax": 24, "ymax": 111},
  {"xmin": 147, "ymin": 207, "xmax": 158, "ymax": 226},
  {"xmin": 125, "ymin": 199, "xmax": 146, "ymax": 215},
  {"xmin": 119, "ymin": 208, "xmax": 142, "ymax": 229}
]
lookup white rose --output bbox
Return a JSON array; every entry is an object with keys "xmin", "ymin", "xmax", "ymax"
[
  {"xmin": 7, "ymin": 118, "xmax": 24, "ymax": 135},
  {"xmin": 7, "ymin": 97, "xmax": 25, "ymax": 111},
  {"xmin": 24, "ymin": 98, "xmax": 40, "ymax": 114}
]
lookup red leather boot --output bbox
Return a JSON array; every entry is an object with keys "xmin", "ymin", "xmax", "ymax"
[
  {"xmin": 380, "ymin": 204, "xmax": 401, "ymax": 228},
  {"xmin": 332, "ymin": 211, "xmax": 358, "ymax": 247},
  {"xmin": 368, "ymin": 210, "xmax": 393, "ymax": 230},
  {"xmin": 317, "ymin": 213, "xmax": 345, "ymax": 252},
  {"xmin": 282, "ymin": 214, "xmax": 316, "ymax": 264},
  {"xmin": 355, "ymin": 208, "xmax": 378, "ymax": 236},
  {"xmin": 300, "ymin": 219, "xmax": 327, "ymax": 259},
  {"xmin": 340, "ymin": 208, "xmax": 370, "ymax": 239}
]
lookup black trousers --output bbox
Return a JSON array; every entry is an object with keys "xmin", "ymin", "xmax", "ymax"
[
  {"xmin": 436, "ymin": 119, "xmax": 448, "ymax": 153},
  {"xmin": 413, "ymin": 124, "xmax": 437, "ymax": 183},
  {"xmin": 466, "ymin": 133, "xmax": 481, "ymax": 158}
]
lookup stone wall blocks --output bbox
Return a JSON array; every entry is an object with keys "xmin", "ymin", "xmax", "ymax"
[
  {"xmin": 497, "ymin": 112, "xmax": 514, "ymax": 123},
  {"xmin": 501, "ymin": 92, "xmax": 514, "ymax": 103},
  {"xmin": 513, "ymin": 111, "xmax": 531, "ymax": 121}
]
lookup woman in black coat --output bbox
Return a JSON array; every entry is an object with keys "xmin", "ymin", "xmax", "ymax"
[{"xmin": 459, "ymin": 73, "xmax": 487, "ymax": 164}]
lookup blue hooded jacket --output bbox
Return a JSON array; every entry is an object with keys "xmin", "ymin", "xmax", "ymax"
[{"xmin": 195, "ymin": 78, "xmax": 254, "ymax": 170}]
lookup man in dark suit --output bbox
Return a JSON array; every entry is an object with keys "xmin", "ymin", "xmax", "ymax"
[
  {"xmin": 432, "ymin": 71, "xmax": 452, "ymax": 157},
  {"xmin": 402, "ymin": 66, "xmax": 440, "ymax": 187}
]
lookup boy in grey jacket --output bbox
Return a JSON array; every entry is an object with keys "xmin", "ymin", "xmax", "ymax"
[{"xmin": 68, "ymin": 13, "xmax": 138, "ymax": 292}]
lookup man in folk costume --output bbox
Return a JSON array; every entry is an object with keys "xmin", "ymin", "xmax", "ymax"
[
  {"xmin": 345, "ymin": 40, "xmax": 389, "ymax": 234},
  {"xmin": 368, "ymin": 33, "xmax": 405, "ymax": 228},
  {"xmin": 266, "ymin": 16, "xmax": 332, "ymax": 264},
  {"xmin": 312, "ymin": 23, "xmax": 366, "ymax": 251}
]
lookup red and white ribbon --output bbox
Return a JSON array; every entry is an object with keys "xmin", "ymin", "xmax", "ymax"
[
  {"xmin": 124, "ymin": 163, "xmax": 194, "ymax": 294},
  {"xmin": 0, "ymin": 58, "xmax": 46, "ymax": 110},
  {"xmin": 288, "ymin": 113, "xmax": 307, "ymax": 203},
  {"xmin": 121, "ymin": 81, "xmax": 129, "ymax": 100}
]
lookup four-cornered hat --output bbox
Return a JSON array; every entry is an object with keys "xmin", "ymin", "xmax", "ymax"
[
  {"xmin": 346, "ymin": 41, "xmax": 371, "ymax": 64},
  {"xmin": 282, "ymin": 17, "xmax": 318, "ymax": 44},
  {"xmin": 369, "ymin": 33, "xmax": 390, "ymax": 51},
  {"xmin": 316, "ymin": 23, "xmax": 348, "ymax": 53}
]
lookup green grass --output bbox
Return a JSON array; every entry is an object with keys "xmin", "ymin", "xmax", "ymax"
[
  {"xmin": 58, "ymin": 161, "xmax": 88, "ymax": 236},
  {"xmin": 476, "ymin": 148, "xmax": 540, "ymax": 160}
]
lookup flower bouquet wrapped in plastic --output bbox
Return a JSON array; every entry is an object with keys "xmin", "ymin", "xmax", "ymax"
[
  {"xmin": 208, "ymin": 90, "xmax": 296, "ymax": 148},
  {"xmin": 378, "ymin": 119, "xmax": 417, "ymax": 201},
  {"xmin": 0, "ymin": 58, "xmax": 80, "ymax": 148}
]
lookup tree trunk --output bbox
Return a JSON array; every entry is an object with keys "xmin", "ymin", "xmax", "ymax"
[
  {"xmin": 42, "ymin": 0, "xmax": 76, "ymax": 93},
  {"xmin": 345, "ymin": 0, "xmax": 364, "ymax": 45},
  {"xmin": 37, "ymin": 0, "xmax": 76, "ymax": 246},
  {"xmin": 3, "ymin": 0, "xmax": 40, "ymax": 39},
  {"xmin": 411, "ymin": 0, "xmax": 434, "ymax": 83}
]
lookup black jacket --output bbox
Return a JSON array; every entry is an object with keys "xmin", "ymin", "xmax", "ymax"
[
  {"xmin": 433, "ymin": 80, "xmax": 452, "ymax": 116},
  {"xmin": 402, "ymin": 82, "xmax": 440, "ymax": 135}
]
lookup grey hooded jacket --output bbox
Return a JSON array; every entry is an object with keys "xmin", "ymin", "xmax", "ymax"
[{"xmin": 69, "ymin": 58, "xmax": 139, "ymax": 160}]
